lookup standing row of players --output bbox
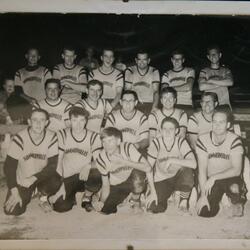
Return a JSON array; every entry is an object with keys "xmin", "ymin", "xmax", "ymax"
[{"xmin": 3, "ymin": 76, "xmax": 246, "ymax": 218}]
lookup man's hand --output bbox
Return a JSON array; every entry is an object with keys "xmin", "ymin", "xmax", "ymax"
[
  {"xmin": 92, "ymin": 200, "xmax": 104, "ymax": 212},
  {"xmin": 79, "ymin": 166, "xmax": 91, "ymax": 181},
  {"xmin": 146, "ymin": 190, "xmax": 158, "ymax": 209},
  {"xmin": 196, "ymin": 195, "xmax": 210, "ymax": 215},
  {"xmin": 4, "ymin": 187, "xmax": 22, "ymax": 213},
  {"xmin": 204, "ymin": 176, "xmax": 215, "ymax": 196},
  {"xmin": 49, "ymin": 182, "xmax": 66, "ymax": 204}
]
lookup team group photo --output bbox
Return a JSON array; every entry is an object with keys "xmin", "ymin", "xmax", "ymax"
[{"xmin": 0, "ymin": 13, "xmax": 250, "ymax": 242}]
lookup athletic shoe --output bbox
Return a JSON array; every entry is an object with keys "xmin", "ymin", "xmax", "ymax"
[
  {"xmin": 232, "ymin": 203, "xmax": 244, "ymax": 217},
  {"xmin": 39, "ymin": 198, "xmax": 53, "ymax": 213},
  {"xmin": 81, "ymin": 195, "xmax": 94, "ymax": 212}
]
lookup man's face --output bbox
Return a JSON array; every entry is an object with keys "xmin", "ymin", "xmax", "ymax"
[
  {"xmin": 161, "ymin": 121, "xmax": 177, "ymax": 140},
  {"xmin": 3, "ymin": 80, "xmax": 15, "ymax": 95},
  {"xmin": 46, "ymin": 82, "xmax": 60, "ymax": 101},
  {"xmin": 120, "ymin": 93, "xmax": 137, "ymax": 114},
  {"xmin": 28, "ymin": 111, "xmax": 48, "ymax": 134},
  {"xmin": 171, "ymin": 54, "xmax": 184, "ymax": 70},
  {"xmin": 161, "ymin": 92, "xmax": 176, "ymax": 110},
  {"xmin": 207, "ymin": 49, "xmax": 221, "ymax": 65},
  {"xmin": 70, "ymin": 115, "xmax": 86, "ymax": 134},
  {"xmin": 62, "ymin": 50, "xmax": 76, "ymax": 67},
  {"xmin": 101, "ymin": 50, "xmax": 114, "ymax": 68},
  {"xmin": 212, "ymin": 112, "xmax": 229, "ymax": 136},
  {"xmin": 87, "ymin": 84, "xmax": 102, "ymax": 102},
  {"xmin": 102, "ymin": 135, "xmax": 120, "ymax": 154},
  {"xmin": 26, "ymin": 49, "xmax": 40, "ymax": 66},
  {"xmin": 135, "ymin": 53, "xmax": 150, "ymax": 70},
  {"xmin": 201, "ymin": 95, "xmax": 217, "ymax": 115}
]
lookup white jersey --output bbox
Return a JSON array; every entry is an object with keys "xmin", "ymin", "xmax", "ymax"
[
  {"xmin": 34, "ymin": 98, "xmax": 72, "ymax": 132},
  {"xmin": 15, "ymin": 65, "xmax": 51, "ymax": 101},
  {"xmin": 58, "ymin": 128, "xmax": 102, "ymax": 178},
  {"xmin": 125, "ymin": 65, "xmax": 160, "ymax": 103},
  {"xmin": 148, "ymin": 108, "xmax": 187, "ymax": 137},
  {"xmin": 161, "ymin": 67, "xmax": 195, "ymax": 106},
  {"xmin": 96, "ymin": 142, "xmax": 143, "ymax": 185},
  {"xmin": 53, "ymin": 64, "xmax": 87, "ymax": 104},
  {"xmin": 188, "ymin": 111, "xmax": 212, "ymax": 136},
  {"xmin": 7, "ymin": 128, "xmax": 58, "ymax": 187},
  {"xmin": 88, "ymin": 67, "xmax": 123, "ymax": 99},
  {"xmin": 198, "ymin": 66, "xmax": 233, "ymax": 106},
  {"xmin": 75, "ymin": 98, "xmax": 112, "ymax": 133},
  {"xmin": 196, "ymin": 131, "xmax": 243, "ymax": 177},
  {"xmin": 148, "ymin": 136, "xmax": 194, "ymax": 181},
  {"xmin": 105, "ymin": 109, "xmax": 149, "ymax": 144}
]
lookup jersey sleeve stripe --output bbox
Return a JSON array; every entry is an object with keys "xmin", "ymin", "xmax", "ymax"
[
  {"xmin": 93, "ymin": 147, "xmax": 102, "ymax": 153},
  {"xmin": 231, "ymin": 143, "xmax": 243, "ymax": 150},
  {"xmin": 149, "ymin": 127, "xmax": 157, "ymax": 131},
  {"xmin": 189, "ymin": 116, "xmax": 198, "ymax": 124},
  {"xmin": 15, "ymin": 134, "xmax": 24, "ymax": 144},
  {"xmin": 152, "ymin": 139, "xmax": 160, "ymax": 152},
  {"xmin": 187, "ymin": 131, "xmax": 198, "ymax": 135},
  {"xmin": 147, "ymin": 153, "xmax": 157, "ymax": 160},
  {"xmin": 59, "ymin": 130, "xmax": 65, "ymax": 145},
  {"xmin": 140, "ymin": 115, "xmax": 148, "ymax": 125},
  {"xmin": 99, "ymin": 154, "xmax": 107, "ymax": 167},
  {"xmin": 90, "ymin": 132, "xmax": 98, "ymax": 146},
  {"xmin": 53, "ymin": 65, "xmax": 59, "ymax": 71},
  {"xmin": 179, "ymin": 125, "xmax": 187, "ymax": 128},
  {"xmin": 12, "ymin": 139, "xmax": 23, "ymax": 151},
  {"xmin": 138, "ymin": 155, "xmax": 143, "ymax": 163},
  {"xmin": 48, "ymin": 138, "xmax": 58, "ymax": 149},
  {"xmin": 197, "ymin": 138, "xmax": 206, "ymax": 150},
  {"xmin": 125, "ymin": 80, "xmax": 132, "ymax": 84},
  {"xmin": 139, "ymin": 130, "xmax": 148, "ymax": 136},
  {"xmin": 124, "ymin": 142, "xmax": 130, "ymax": 158},
  {"xmin": 231, "ymin": 137, "xmax": 242, "ymax": 148},
  {"xmin": 96, "ymin": 158, "xmax": 106, "ymax": 170},
  {"xmin": 58, "ymin": 147, "xmax": 64, "ymax": 152},
  {"xmin": 183, "ymin": 150, "xmax": 192, "ymax": 159},
  {"xmin": 125, "ymin": 68, "xmax": 133, "ymax": 74},
  {"xmin": 152, "ymin": 81, "xmax": 160, "ymax": 84},
  {"xmin": 116, "ymin": 75, "xmax": 124, "ymax": 81},
  {"xmin": 50, "ymin": 133, "xmax": 57, "ymax": 143},
  {"xmin": 196, "ymin": 143, "xmax": 207, "ymax": 152}
]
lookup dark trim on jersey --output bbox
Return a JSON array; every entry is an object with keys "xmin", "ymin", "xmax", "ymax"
[
  {"xmin": 28, "ymin": 128, "xmax": 46, "ymax": 146},
  {"xmin": 197, "ymin": 139, "xmax": 207, "ymax": 152},
  {"xmin": 149, "ymin": 127, "xmax": 157, "ymax": 131},
  {"xmin": 231, "ymin": 137, "xmax": 243, "ymax": 150},
  {"xmin": 90, "ymin": 132, "xmax": 98, "ymax": 146},
  {"xmin": 15, "ymin": 71, "xmax": 21, "ymax": 78},
  {"xmin": 45, "ymin": 98, "xmax": 62, "ymax": 107},
  {"xmin": 116, "ymin": 75, "xmax": 124, "ymax": 82},
  {"xmin": 210, "ymin": 131, "xmax": 226, "ymax": 147},
  {"xmin": 136, "ymin": 65, "xmax": 149, "ymax": 77},
  {"xmin": 59, "ymin": 146, "xmax": 64, "ymax": 152},
  {"xmin": 70, "ymin": 128, "xmax": 87, "ymax": 143},
  {"xmin": 152, "ymin": 81, "xmax": 160, "ymax": 84},
  {"xmin": 140, "ymin": 115, "xmax": 147, "ymax": 125},
  {"xmin": 53, "ymin": 65, "xmax": 59, "ymax": 71},
  {"xmin": 161, "ymin": 108, "xmax": 175, "ymax": 118},
  {"xmin": 139, "ymin": 130, "xmax": 148, "ymax": 136},
  {"xmin": 178, "ymin": 137, "xmax": 185, "ymax": 149},
  {"xmin": 201, "ymin": 112, "xmax": 212, "ymax": 123},
  {"xmin": 15, "ymin": 134, "xmax": 24, "ymax": 145},
  {"xmin": 187, "ymin": 131, "xmax": 198, "ymax": 135},
  {"xmin": 105, "ymin": 151, "xmax": 111, "ymax": 162},
  {"xmin": 13, "ymin": 138, "xmax": 23, "ymax": 151},
  {"xmin": 59, "ymin": 130, "xmax": 65, "ymax": 145},
  {"xmin": 172, "ymin": 67, "xmax": 185, "ymax": 73},
  {"xmin": 50, "ymin": 133, "xmax": 57, "ymax": 143},
  {"xmin": 84, "ymin": 98, "xmax": 99, "ymax": 110},
  {"xmin": 231, "ymin": 143, "xmax": 243, "ymax": 150},
  {"xmin": 189, "ymin": 116, "xmax": 198, "ymax": 125},
  {"xmin": 209, "ymin": 66, "xmax": 221, "ymax": 70},
  {"xmin": 162, "ymin": 137, "xmax": 175, "ymax": 152},
  {"xmin": 63, "ymin": 64, "xmax": 77, "ymax": 70},
  {"xmin": 138, "ymin": 154, "xmax": 143, "ymax": 163},
  {"xmin": 125, "ymin": 80, "xmax": 132, "ymax": 84},
  {"xmin": 179, "ymin": 125, "xmax": 187, "ymax": 129},
  {"xmin": 120, "ymin": 109, "xmax": 137, "ymax": 122},
  {"xmin": 99, "ymin": 154, "xmax": 107, "ymax": 168},
  {"xmin": 25, "ymin": 65, "xmax": 40, "ymax": 72},
  {"xmin": 93, "ymin": 147, "xmax": 102, "ymax": 153},
  {"xmin": 96, "ymin": 158, "xmax": 106, "ymax": 171},
  {"xmin": 147, "ymin": 153, "xmax": 157, "ymax": 160},
  {"xmin": 65, "ymin": 103, "xmax": 72, "ymax": 113},
  {"xmin": 48, "ymin": 138, "xmax": 58, "ymax": 149},
  {"xmin": 98, "ymin": 67, "xmax": 115, "ymax": 76},
  {"xmin": 108, "ymin": 113, "xmax": 115, "ymax": 125},
  {"xmin": 124, "ymin": 142, "xmax": 130, "ymax": 158},
  {"xmin": 152, "ymin": 139, "xmax": 160, "ymax": 152},
  {"xmin": 183, "ymin": 150, "xmax": 192, "ymax": 159}
]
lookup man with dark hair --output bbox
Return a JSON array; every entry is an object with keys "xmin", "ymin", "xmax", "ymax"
[
  {"xmin": 3, "ymin": 108, "xmax": 61, "ymax": 216},
  {"xmin": 125, "ymin": 50, "xmax": 160, "ymax": 114},
  {"xmin": 196, "ymin": 109, "xmax": 246, "ymax": 217},
  {"xmin": 75, "ymin": 79, "xmax": 112, "ymax": 133},
  {"xmin": 50, "ymin": 106, "xmax": 102, "ymax": 213},
  {"xmin": 53, "ymin": 46, "xmax": 87, "ymax": 104},
  {"xmin": 88, "ymin": 48, "xmax": 123, "ymax": 109}
]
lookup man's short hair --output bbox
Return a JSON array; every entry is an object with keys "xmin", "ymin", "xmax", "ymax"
[
  {"xmin": 102, "ymin": 47, "xmax": 115, "ymax": 55},
  {"xmin": 160, "ymin": 86, "xmax": 177, "ymax": 100},
  {"xmin": 3, "ymin": 76, "xmax": 14, "ymax": 84},
  {"xmin": 213, "ymin": 106, "xmax": 233, "ymax": 124},
  {"xmin": 101, "ymin": 127, "xmax": 122, "ymax": 141},
  {"xmin": 207, "ymin": 45, "xmax": 221, "ymax": 54},
  {"xmin": 121, "ymin": 90, "xmax": 138, "ymax": 101},
  {"xmin": 87, "ymin": 79, "xmax": 103, "ymax": 91},
  {"xmin": 201, "ymin": 91, "xmax": 218, "ymax": 103},
  {"xmin": 171, "ymin": 49, "xmax": 185, "ymax": 58},
  {"xmin": 63, "ymin": 46, "xmax": 76, "ymax": 54},
  {"xmin": 45, "ymin": 78, "xmax": 61, "ymax": 89},
  {"xmin": 161, "ymin": 116, "xmax": 179, "ymax": 129},
  {"xmin": 136, "ymin": 50, "xmax": 150, "ymax": 58},
  {"xmin": 26, "ymin": 47, "xmax": 40, "ymax": 54},
  {"xmin": 69, "ymin": 106, "xmax": 89, "ymax": 119},
  {"xmin": 31, "ymin": 108, "xmax": 49, "ymax": 121}
]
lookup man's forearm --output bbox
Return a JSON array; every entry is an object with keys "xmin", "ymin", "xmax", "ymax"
[{"xmin": 152, "ymin": 91, "xmax": 159, "ymax": 110}]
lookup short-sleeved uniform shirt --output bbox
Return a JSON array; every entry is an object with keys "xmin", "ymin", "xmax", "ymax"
[
  {"xmin": 196, "ymin": 131, "xmax": 243, "ymax": 177},
  {"xmin": 15, "ymin": 65, "xmax": 52, "ymax": 101},
  {"xmin": 148, "ymin": 136, "xmax": 194, "ymax": 181},
  {"xmin": 148, "ymin": 108, "xmax": 187, "ymax": 137},
  {"xmin": 125, "ymin": 65, "xmax": 160, "ymax": 103},
  {"xmin": 161, "ymin": 67, "xmax": 195, "ymax": 106},
  {"xmin": 88, "ymin": 67, "xmax": 123, "ymax": 100},
  {"xmin": 53, "ymin": 64, "xmax": 87, "ymax": 104},
  {"xmin": 198, "ymin": 66, "xmax": 233, "ymax": 106},
  {"xmin": 74, "ymin": 98, "xmax": 112, "ymax": 133},
  {"xmin": 58, "ymin": 128, "xmax": 102, "ymax": 178},
  {"xmin": 34, "ymin": 98, "xmax": 72, "ymax": 132},
  {"xmin": 96, "ymin": 142, "xmax": 143, "ymax": 185},
  {"xmin": 105, "ymin": 109, "xmax": 149, "ymax": 144},
  {"xmin": 8, "ymin": 128, "xmax": 58, "ymax": 187}
]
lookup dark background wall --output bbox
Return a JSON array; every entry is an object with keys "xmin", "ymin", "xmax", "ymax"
[{"xmin": 0, "ymin": 13, "xmax": 250, "ymax": 92}]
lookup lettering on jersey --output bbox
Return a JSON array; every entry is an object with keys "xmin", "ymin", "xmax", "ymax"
[
  {"xmin": 23, "ymin": 76, "xmax": 42, "ymax": 84},
  {"xmin": 208, "ymin": 152, "xmax": 229, "ymax": 160},
  {"xmin": 169, "ymin": 77, "xmax": 186, "ymax": 83},
  {"xmin": 23, "ymin": 153, "xmax": 46, "ymax": 161},
  {"xmin": 61, "ymin": 75, "xmax": 77, "ymax": 82},
  {"xmin": 65, "ymin": 148, "xmax": 88, "ymax": 157},
  {"xmin": 121, "ymin": 128, "xmax": 136, "ymax": 135},
  {"xmin": 88, "ymin": 115, "xmax": 103, "ymax": 120},
  {"xmin": 134, "ymin": 82, "xmax": 151, "ymax": 88},
  {"xmin": 49, "ymin": 113, "xmax": 63, "ymax": 121},
  {"xmin": 103, "ymin": 81, "xmax": 113, "ymax": 87},
  {"xmin": 110, "ymin": 166, "xmax": 132, "ymax": 174}
]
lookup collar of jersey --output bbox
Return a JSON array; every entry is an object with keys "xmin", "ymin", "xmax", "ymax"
[
  {"xmin": 70, "ymin": 128, "xmax": 87, "ymax": 143},
  {"xmin": 63, "ymin": 64, "xmax": 77, "ymax": 70},
  {"xmin": 45, "ymin": 98, "xmax": 62, "ymax": 107},
  {"xmin": 136, "ymin": 65, "xmax": 149, "ymax": 76},
  {"xmin": 25, "ymin": 65, "xmax": 40, "ymax": 71},
  {"xmin": 120, "ymin": 109, "xmax": 137, "ymax": 121},
  {"xmin": 27, "ymin": 127, "xmax": 46, "ymax": 146},
  {"xmin": 98, "ymin": 66, "xmax": 115, "ymax": 76}
]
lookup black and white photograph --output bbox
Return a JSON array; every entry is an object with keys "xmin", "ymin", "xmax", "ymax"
[{"xmin": 1, "ymin": 1, "xmax": 250, "ymax": 249}]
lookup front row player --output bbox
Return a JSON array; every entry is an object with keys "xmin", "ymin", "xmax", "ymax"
[
  {"xmin": 93, "ymin": 127, "xmax": 157, "ymax": 214},
  {"xmin": 3, "ymin": 109, "xmax": 61, "ymax": 216},
  {"xmin": 196, "ymin": 109, "xmax": 247, "ymax": 217},
  {"xmin": 147, "ymin": 117, "xmax": 196, "ymax": 213}
]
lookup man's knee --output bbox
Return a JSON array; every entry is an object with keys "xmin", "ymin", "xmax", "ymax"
[
  {"xmin": 177, "ymin": 168, "xmax": 194, "ymax": 191},
  {"xmin": 131, "ymin": 170, "xmax": 146, "ymax": 194},
  {"xmin": 4, "ymin": 204, "xmax": 26, "ymax": 216},
  {"xmin": 85, "ymin": 169, "xmax": 102, "ymax": 193},
  {"xmin": 52, "ymin": 197, "xmax": 74, "ymax": 213},
  {"xmin": 148, "ymin": 201, "xmax": 167, "ymax": 214},
  {"xmin": 229, "ymin": 183, "xmax": 246, "ymax": 205},
  {"xmin": 199, "ymin": 204, "xmax": 220, "ymax": 218}
]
